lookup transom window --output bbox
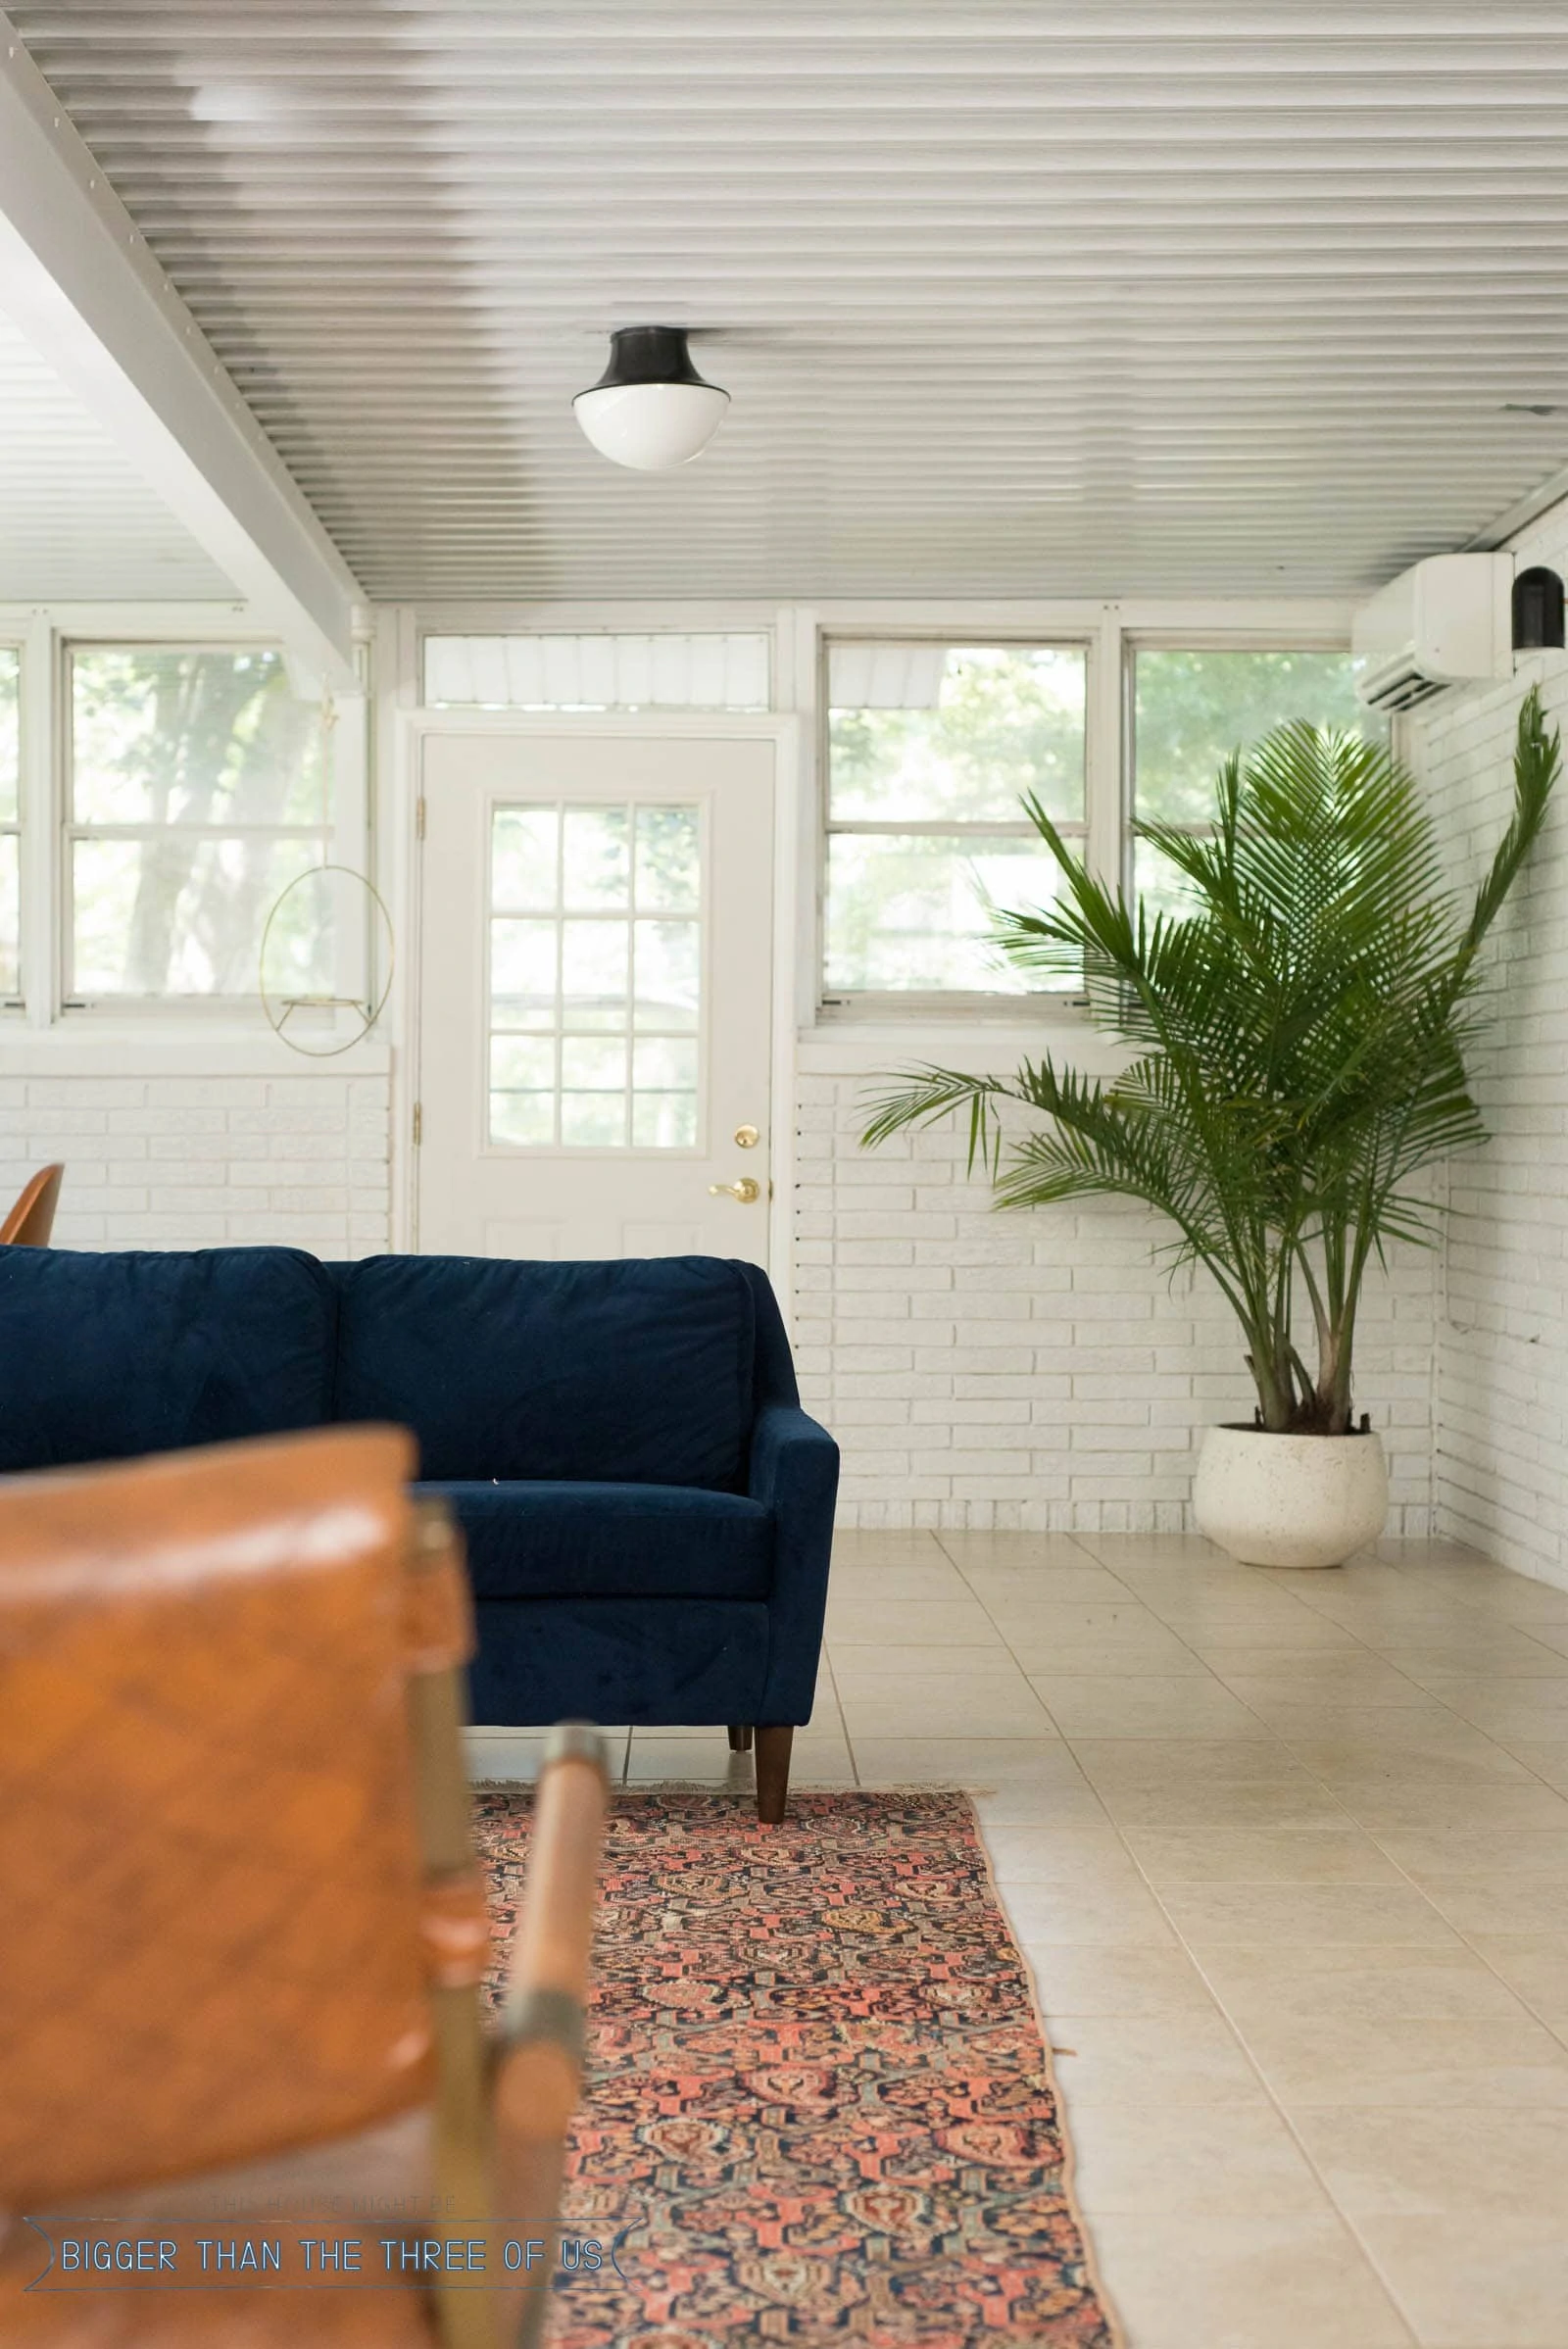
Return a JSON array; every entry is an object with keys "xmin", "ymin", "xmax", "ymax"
[
  {"xmin": 488, "ymin": 801, "xmax": 704, "ymax": 1150},
  {"xmin": 425, "ymin": 632, "xmax": 769, "ymax": 712},
  {"xmin": 66, "ymin": 646, "xmax": 341, "ymax": 1002},
  {"xmin": 824, "ymin": 641, "xmax": 1088, "ymax": 1000}
]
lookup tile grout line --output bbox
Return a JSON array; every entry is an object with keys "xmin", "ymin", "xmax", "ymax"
[
  {"xmin": 987, "ymin": 1775, "xmax": 1445, "ymax": 2344},
  {"xmin": 944, "ymin": 1535, "xmax": 1545, "ymax": 2345},
  {"xmin": 824, "ymin": 1530, "xmax": 1568, "ymax": 2341},
  {"xmin": 814, "ymin": 1643, "xmax": 862, "ymax": 1787},
  {"xmin": 975, "ymin": 1802, "xmax": 1424, "ymax": 2348},
  {"xmin": 937, "ymin": 1538, "xmax": 1423, "ymax": 2332},
  {"xmin": 1091, "ymin": 1544, "xmax": 1568, "ymax": 2066}
]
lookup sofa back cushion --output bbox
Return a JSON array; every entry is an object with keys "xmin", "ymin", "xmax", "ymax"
[
  {"xmin": 332, "ymin": 1254, "xmax": 756, "ymax": 1489},
  {"xmin": 0, "ymin": 1247, "xmax": 337, "ymax": 1473}
]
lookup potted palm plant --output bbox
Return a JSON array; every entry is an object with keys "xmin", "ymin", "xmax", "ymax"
[{"xmin": 862, "ymin": 692, "xmax": 1559, "ymax": 1567}]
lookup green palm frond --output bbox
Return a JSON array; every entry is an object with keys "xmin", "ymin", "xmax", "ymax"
[{"xmin": 862, "ymin": 689, "xmax": 1560, "ymax": 1434}]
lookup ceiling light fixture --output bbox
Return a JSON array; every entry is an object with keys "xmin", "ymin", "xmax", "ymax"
[{"xmin": 573, "ymin": 326, "xmax": 729, "ymax": 471}]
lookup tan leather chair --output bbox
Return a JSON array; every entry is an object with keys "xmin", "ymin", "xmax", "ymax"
[
  {"xmin": 0, "ymin": 1426, "xmax": 609, "ymax": 2348},
  {"xmin": 0, "ymin": 1164, "xmax": 63, "ymax": 1248}
]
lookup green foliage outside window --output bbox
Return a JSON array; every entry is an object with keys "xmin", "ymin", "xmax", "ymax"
[
  {"xmin": 1135, "ymin": 649, "xmax": 1380, "ymax": 827},
  {"xmin": 70, "ymin": 648, "xmax": 332, "ymax": 999},
  {"xmin": 826, "ymin": 646, "xmax": 1085, "ymax": 993}
]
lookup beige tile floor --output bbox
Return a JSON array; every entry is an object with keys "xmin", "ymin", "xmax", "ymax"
[{"xmin": 468, "ymin": 1527, "xmax": 1568, "ymax": 2349}]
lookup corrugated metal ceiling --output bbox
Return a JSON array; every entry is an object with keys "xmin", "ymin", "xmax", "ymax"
[
  {"xmin": 11, "ymin": 3, "xmax": 1568, "ymax": 603},
  {"xmin": 0, "ymin": 307, "xmax": 240, "ymax": 602}
]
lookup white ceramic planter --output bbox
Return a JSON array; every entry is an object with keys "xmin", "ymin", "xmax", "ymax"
[{"xmin": 1193, "ymin": 1425, "xmax": 1389, "ymax": 1569}]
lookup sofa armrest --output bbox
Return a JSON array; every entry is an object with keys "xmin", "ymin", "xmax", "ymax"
[{"xmin": 748, "ymin": 1400, "xmax": 839, "ymax": 1724}]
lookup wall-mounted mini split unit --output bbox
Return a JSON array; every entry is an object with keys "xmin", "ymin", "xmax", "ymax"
[{"xmin": 1352, "ymin": 553, "xmax": 1514, "ymax": 712}]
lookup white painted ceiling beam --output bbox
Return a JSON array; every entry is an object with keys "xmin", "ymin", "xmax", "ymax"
[{"xmin": 0, "ymin": 13, "xmax": 360, "ymax": 685}]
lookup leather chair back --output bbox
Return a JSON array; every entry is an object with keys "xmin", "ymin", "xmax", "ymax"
[
  {"xmin": 0, "ymin": 1425, "xmax": 431, "ymax": 2204},
  {"xmin": 0, "ymin": 1427, "xmax": 609, "ymax": 2348},
  {"xmin": 0, "ymin": 1163, "xmax": 63, "ymax": 1248}
]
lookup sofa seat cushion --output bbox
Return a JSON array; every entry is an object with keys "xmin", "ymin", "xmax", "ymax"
[
  {"xmin": 0, "ymin": 1246, "xmax": 336, "ymax": 1474},
  {"xmin": 421, "ymin": 1480, "xmax": 772, "ymax": 1602},
  {"xmin": 334, "ymin": 1255, "xmax": 756, "ymax": 1490}
]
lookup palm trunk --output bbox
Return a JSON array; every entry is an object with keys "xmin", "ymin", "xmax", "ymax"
[{"xmin": 1245, "ymin": 1322, "xmax": 1298, "ymax": 1432}]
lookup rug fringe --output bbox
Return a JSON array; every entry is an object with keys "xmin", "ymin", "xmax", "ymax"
[{"xmin": 966, "ymin": 1789, "xmax": 1132, "ymax": 2349}]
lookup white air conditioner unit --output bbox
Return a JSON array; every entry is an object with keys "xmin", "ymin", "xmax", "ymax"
[{"xmin": 1352, "ymin": 553, "xmax": 1513, "ymax": 712}]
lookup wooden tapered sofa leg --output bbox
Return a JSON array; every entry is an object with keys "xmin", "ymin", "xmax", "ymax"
[
  {"xmin": 727, "ymin": 1724, "xmax": 754, "ymax": 1752},
  {"xmin": 755, "ymin": 1725, "xmax": 794, "ymax": 1824}
]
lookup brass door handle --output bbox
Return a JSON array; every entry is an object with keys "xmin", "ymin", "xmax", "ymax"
[{"xmin": 709, "ymin": 1178, "xmax": 760, "ymax": 1204}]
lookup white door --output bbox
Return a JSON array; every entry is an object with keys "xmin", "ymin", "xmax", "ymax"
[{"xmin": 415, "ymin": 727, "xmax": 775, "ymax": 1264}]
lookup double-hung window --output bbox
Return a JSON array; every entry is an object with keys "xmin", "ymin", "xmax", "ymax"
[
  {"xmin": 65, "ymin": 645, "xmax": 343, "ymax": 1004},
  {"xmin": 0, "ymin": 647, "xmax": 19, "ymax": 1002},
  {"xmin": 823, "ymin": 640, "xmax": 1089, "ymax": 1003},
  {"xmin": 1130, "ymin": 647, "xmax": 1383, "ymax": 916}
]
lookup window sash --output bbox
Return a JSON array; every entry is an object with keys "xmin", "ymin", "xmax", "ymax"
[
  {"xmin": 0, "ymin": 643, "xmax": 20, "ymax": 832},
  {"xmin": 0, "ymin": 826, "xmax": 19, "ymax": 1007},
  {"xmin": 820, "ymin": 632, "xmax": 1365, "ymax": 1010},
  {"xmin": 63, "ymin": 832, "xmax": 341, "ymax": 1006},
  {"xmin": 822, "ymin": 635, "xmax": 1093, "ymax": 1003},
  {"xmin": 1127, "ymin": 643, "xmax": 1374, "ymax": 830},
  {"xmin": 827, "ymin": 819, "xmax": 1085, "ymax": 840},
  {"xmin": 61, "ymin": 641, "xmax": 367, "ymax": 1012},
  {"xmin": 821, "ymin": 825, "xmax": 1085, "ymax": 1000},
  {"xmin": 68, "ymin": 824, "xmax": 337, "ymax": 841},
  {"xmin": 0, "ymin": 641, "xmax": 21, "ymax": 1005}
]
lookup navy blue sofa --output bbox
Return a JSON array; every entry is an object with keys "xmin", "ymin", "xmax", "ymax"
[{"xmin": 0, "ymin": 1248, "xmax": 838, "ymax": 1818}]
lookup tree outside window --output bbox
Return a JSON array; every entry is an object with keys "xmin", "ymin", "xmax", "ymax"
[
  {"xmin": 68, "ymin": 647, "xmax": 338, "ymax": 1001},
  {"xmin": 824, "ymin": 643, "xmax": 1087, "ymax": 999}
]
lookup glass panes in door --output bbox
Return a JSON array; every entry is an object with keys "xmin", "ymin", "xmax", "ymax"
[{"xmin": 489, "ymin": 801, "xmax": 702, "ymax": 1149}]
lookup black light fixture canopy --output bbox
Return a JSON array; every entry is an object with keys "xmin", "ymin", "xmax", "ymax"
[
  {"xmin": 587, "ymin": 325, "xmax": 714, "ymax": 392},
  {"xmin": 573, "ymin": 326, "xmax": 729, "ymax": 470}
]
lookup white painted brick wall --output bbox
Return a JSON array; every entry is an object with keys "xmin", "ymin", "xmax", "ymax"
[
  {"xmin": 1, "ymin": 1073, "xmax": 391, "ymax": 1258},
  {"xmin": 794, "ymin": 1071, "xmax": 1436, "ymax": 1533},
  {"xmin": 8, "ymin": 1048, "xmax": 1436, "ymax": 1533},
  {"xmin": 1408, "ymin": 498, "xmax": 1568, "ymax": 1588}
]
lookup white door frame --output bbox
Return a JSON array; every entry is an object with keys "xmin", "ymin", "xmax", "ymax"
[{"xmin": 394, "ymin": 705, "xmax": 802, "ymax": 1323}]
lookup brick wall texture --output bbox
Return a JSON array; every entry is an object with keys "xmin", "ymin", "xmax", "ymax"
[
  {"xmin": 1406, "ymin": 502, "xmax": 1568, "ymax": 1586},
  {"xmin": 792, "ymin": 1074, "xmax": 1437, "ymax": 1534},
  {"xmin": 8, "ymin": 1052, "xmax": 1438, "ymax": 1538},
  {"xmin": 1, "ymin": 1073, "xmax": 391, "ymax": 1259}
]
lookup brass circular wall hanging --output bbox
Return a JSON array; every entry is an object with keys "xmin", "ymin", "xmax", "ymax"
[{"xmin": 258, "ymin": 862, "xmax": 394, "ymax": 1058}]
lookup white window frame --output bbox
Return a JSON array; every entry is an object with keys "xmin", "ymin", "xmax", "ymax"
[
  {"xmin": 805, "ymin": 604, "xmax": 1363, "ymax": 1030},
  {"xmin": 0, "ymin": 633, "xmax": 24, "ymax": 1010},
  {"xmin": 60, "ymin": 634, "xmax": 368, "ymax": 1017},
  {"xmin": 818, "ymin": 629, "xmax": 1099, "ymax": 1018},
  {"xmin": 0, "ymin": 609, "xmax": 371, "ymax": 1046}
]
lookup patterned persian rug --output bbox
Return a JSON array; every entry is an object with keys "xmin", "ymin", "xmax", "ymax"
[{"xmin": 474, "ymin": 1786, "xmax": 1118, "ymax": 2349}]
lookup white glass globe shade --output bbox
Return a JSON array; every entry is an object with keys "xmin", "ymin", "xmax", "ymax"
[{"xmin": 572, "ymin": 379, "xmax": 729, "ymax": 471}]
